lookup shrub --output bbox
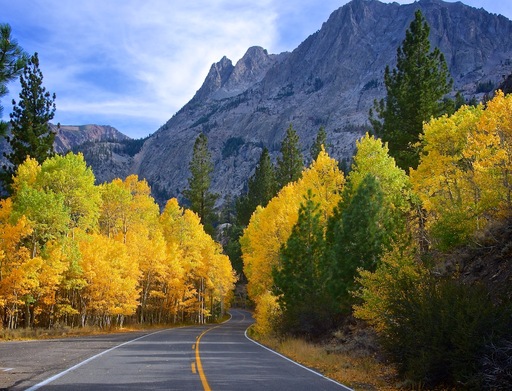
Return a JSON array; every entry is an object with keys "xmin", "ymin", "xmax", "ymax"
[
  {"xmin": 480, "ymin": 338, "xmax": 512, "ymax": 390},
  {"xmin": 380, "ymin": 276, "xmax": 508, "ymax": 389}
]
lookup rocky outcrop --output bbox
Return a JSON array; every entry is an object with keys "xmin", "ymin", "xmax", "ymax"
[{"xmin": 53, "ymin": 124, "xmax": 130, "ymax": 154}]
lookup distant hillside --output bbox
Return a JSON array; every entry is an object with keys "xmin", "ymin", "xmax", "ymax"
[
  {"xmin": 53, "ymin": 124, "xmax": 130, "ymax": 154},
  {"xmin": 0, "ymin": 124, "xmax": 133, "ymax": 184}
]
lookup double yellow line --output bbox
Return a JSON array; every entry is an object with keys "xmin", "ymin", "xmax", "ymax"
[{"xmin": 193, "ymin": 325, "xmax": 220, "ymax": 391}]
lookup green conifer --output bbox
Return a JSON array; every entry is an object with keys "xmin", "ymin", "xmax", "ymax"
[
  {"xmin": 369, "ymin": 10, "xmax": 452, "ymax": 171},
  {"xmin": 183, "ymin": 133, "xmax": 218, "ymax": 234},
  {"xmin": 3, "ymin": 53, "xmax": 57, "ymax": 190},
  {"xmin": 276, "ymin": 124, "xmax": 304, "ymax": 188}
]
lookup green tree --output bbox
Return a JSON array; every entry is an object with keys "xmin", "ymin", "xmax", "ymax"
[
  {"xmin": 0, "ymin": 24, "xmax": 28, "ymax": 136},
  {"xmin": 276, "ymin": 124, "xmax": 304, "ymax": 188},
  {"xmin": 310, "ymin": 126, "xmax": 327, "ymax": 163},
  {"xmin": 272, "ymin": 190, "xmax": 329, "ymax": 336},
  {"xmin": 38, "ymin": 153, "xmax": 101, "ymax": 232},
  {"xmin": 3, "ymin": 53, "xmax": 58, "ymax": 189},
  {"xmin": 324, "ymin": 174, "xmax": 388, "ymax": 312},
  {"xmin": 10, "ymin": 157, "xmax": 70, "ymax": 258},
  {"xmin": 323, "ymin": 134, "xmax": 412, "ymax": 313},
  {"xmin": 237, "ymin": 147, "xmax": 277, "ymax": 226},
  {"xmin": 369, "ymin": 10, "xmax": 452, "ymax": 171},
  {"xmin": 183, "ymin": 133, "xmax": 218, "ymax": 234}
]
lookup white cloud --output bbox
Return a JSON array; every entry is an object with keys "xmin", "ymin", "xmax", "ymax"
[{"xmin": 3, "ymin": 0, "xmax": 280, "ymax": 137}]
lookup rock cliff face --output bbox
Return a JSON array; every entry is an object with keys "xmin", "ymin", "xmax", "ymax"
[{"xmin": 133, "ymin": 0, "xmax": 512, "ymax": 205}]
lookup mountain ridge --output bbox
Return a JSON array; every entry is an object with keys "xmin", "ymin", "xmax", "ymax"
[{"xmin": 133, "ymin": 0, "xmax": 512, "ymax": 205}]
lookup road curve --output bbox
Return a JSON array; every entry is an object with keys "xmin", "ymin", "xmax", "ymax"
[
  {"xmin": 198, "ymin": 309, "xmax": 352, "ymax": 391},
  {"xmin": 1, "ymin": 310, "xmax": 352, "ymax": 390}
]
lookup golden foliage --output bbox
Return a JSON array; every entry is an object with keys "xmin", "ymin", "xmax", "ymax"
[
  {"xmin": 411, "ymin": 92, "xmax": 512, "ymax": 247},
  {"xmin": 242, "ymin": 150, "xmax": 344, "ymax": 327},
  {"xmin": 1, "ymin": 154, "xmax": 235, "ymax": 329}
]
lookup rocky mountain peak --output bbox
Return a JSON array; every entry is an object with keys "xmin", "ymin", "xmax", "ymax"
[
  {"xmin": 220, "ymin": 47, "xmax": 276, "ymax": 96},
  {"xmin": 190, "ymin": 56, "xmax": 234, "ymax": 103}
]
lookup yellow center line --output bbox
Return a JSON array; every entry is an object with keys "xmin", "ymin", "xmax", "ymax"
[{"xmin": 195, "ymin": 325, "xmax": 221, "ymax": 391}]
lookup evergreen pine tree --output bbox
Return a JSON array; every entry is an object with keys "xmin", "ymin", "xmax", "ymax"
[
  {"xmin": 236, "ymin": 147, "xmax": 277, "ymax": 226},
  {"xmin": 276, "ymin": 124, "xmax": 304, "ymax": 188},
  {"xmin": 369, "ymin": 10, "xmax": 452, "ymax": 171},
  {"xmin": 324, "ymin": 174, "xmax": 389, "ymax": 312},
  {"xmin": 183, "ymin": 133, "xmax": 218, "ymax": 235},
  {"xmin": 273, "ymin": 190, "xmax": 329, "ymax": 335},
  {"xmin": 0, "ymin": 24, "xmax": 28, "ymax": 137},
  {"xmin": 310, "ymin": 126, "xmax": 327, "ymax": 163},
  {"xmin": 3, "ymin": 52, "xmax": 57, "ymax": 190}
]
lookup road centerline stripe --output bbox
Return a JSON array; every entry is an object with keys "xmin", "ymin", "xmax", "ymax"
[{"xmin": 195, "ymin": 325, "xmax": 222, "ymax": 391}]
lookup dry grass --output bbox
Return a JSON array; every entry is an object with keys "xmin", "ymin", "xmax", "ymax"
[
  {"xmin": 0, "ymin": 314, "xmax": 230, "ymax": 342},
  {"xmin": 0, "ymin": 323, "xmax": 166, "ymax": 341},
  {"xmin": 253, "ymin": 333, "xmax": 399, "ymax": 391}
]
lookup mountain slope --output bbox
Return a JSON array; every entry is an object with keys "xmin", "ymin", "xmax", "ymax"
[
  {"xmin": 133, "ymin": 0, "xmax": 512, "ymax": 207},
  {"xmin": 53, "ymin": 124, "xmax": 130, "ymax": 154},
  {"xmin": 0, "ymin": 124, "xmax": 130, "ymax": 183},
  {"xmin": 133, "ymin": 0, "xmax": 512, "ymax": 206}
]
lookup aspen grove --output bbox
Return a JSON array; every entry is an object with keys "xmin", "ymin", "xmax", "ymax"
[{"xmin": 0, "ymin": 153, "xmax": 236, "ymax": 329}]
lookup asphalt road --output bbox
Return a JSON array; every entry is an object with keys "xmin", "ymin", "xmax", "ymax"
[{"xmin": 1, "ymin": 310, "xmax": 352, "ymax": 390}]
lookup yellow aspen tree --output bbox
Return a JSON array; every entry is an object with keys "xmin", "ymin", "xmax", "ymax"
[
  {"xmin": 353, "ymin": 240, "xmax": 427, "ymax": 332},
  {"xmin": 476, "ymin": 90, "xmax": 512, "ymax": 214},
  {"xmin": 160, "ymin": 198, "xmax": 235, "ymax": 323},
  {"xmin": 100, "ymin": 175, "xmax": 167, "ymax": 324},
  {"xmin": 241, "ymin": 150, "xmax": 344, "ymax": 332},
  {"xmin": 10, "ymin": 157, "xmax": 70, "ymax": 257},
  {"xmin": 99, "ymin": 179, "xmax": 132, "ymax": 239},
  {"xmin": 126, "ymin": 225, "xmax": 166, "ymax": 324},
  {"xmin": 38, "ymin": 152, "xmax": 101, "ymax": 233},
  {"xmin": 159, "ymin": 199, "xmax": 188, "ymax": 321},
  {"xmin": 411, "ymin": 100, "xmax": 508, "ymax": 248},
  {"xmin": 0, "ymin": 198, "xmax": 36, "ymax": 328},
  {"xmin": 78, "ymin": 232, "xmax": 140, "ymax": 327}
]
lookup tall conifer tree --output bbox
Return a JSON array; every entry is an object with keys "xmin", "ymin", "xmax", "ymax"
[
  {"xmin": 3, "ymin": 52, "xmax": 57, "ymax": 189},
  {"xmin": 0, "ymin": 24, "xmax": 28, "ymax": 136},
  {"xmin": 273, "ymin": 191, "xmax": 329, "ymax": 335},
  {"xmin": 369, "ymin": 10, "xmax": 452, "ymax": 171},
  {"xmin": 237, "ymin": 147, "xmax": 277, "ymax": 226},
  {"xmin": 324, "ymin": 174, "xmax": 388, "ymax": 312},
  {"xmin": 276, "ymin": 124, "xmax": 304, "ymax": 188},
  {"xmin": 183, "ymin": 133, "xmax": 218, "ymax": 234}
]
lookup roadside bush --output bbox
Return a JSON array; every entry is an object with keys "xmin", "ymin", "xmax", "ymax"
[
  {"xmin": 480, "ymin": 338, "xmax": 512, "ymax": 390},
  {"xmin": 380, "ymin": 276, "xmax": 508, "ymax": 389}
]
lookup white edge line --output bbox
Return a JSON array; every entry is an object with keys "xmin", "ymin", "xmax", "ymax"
[
  {"xmin": 25, "ymin": 329, "xmax": 170, "ymax": 391},
  {"xmin": 244, "ymin": 328, "xmax": 354, "ymax": 391}
]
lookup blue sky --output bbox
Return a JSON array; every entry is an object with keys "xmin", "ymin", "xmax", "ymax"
[{"xmin": 2, "ymin": 0, "xmax": 511, "ymax": 139}]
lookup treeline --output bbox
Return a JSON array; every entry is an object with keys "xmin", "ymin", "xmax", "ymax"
[
  {"xmin": 242, "ymin": 91, "xmax": 512, "ymax": 389},
  {"xmin": 0, "ymin": 153, "xmax": 236, "ymax": 329}
]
